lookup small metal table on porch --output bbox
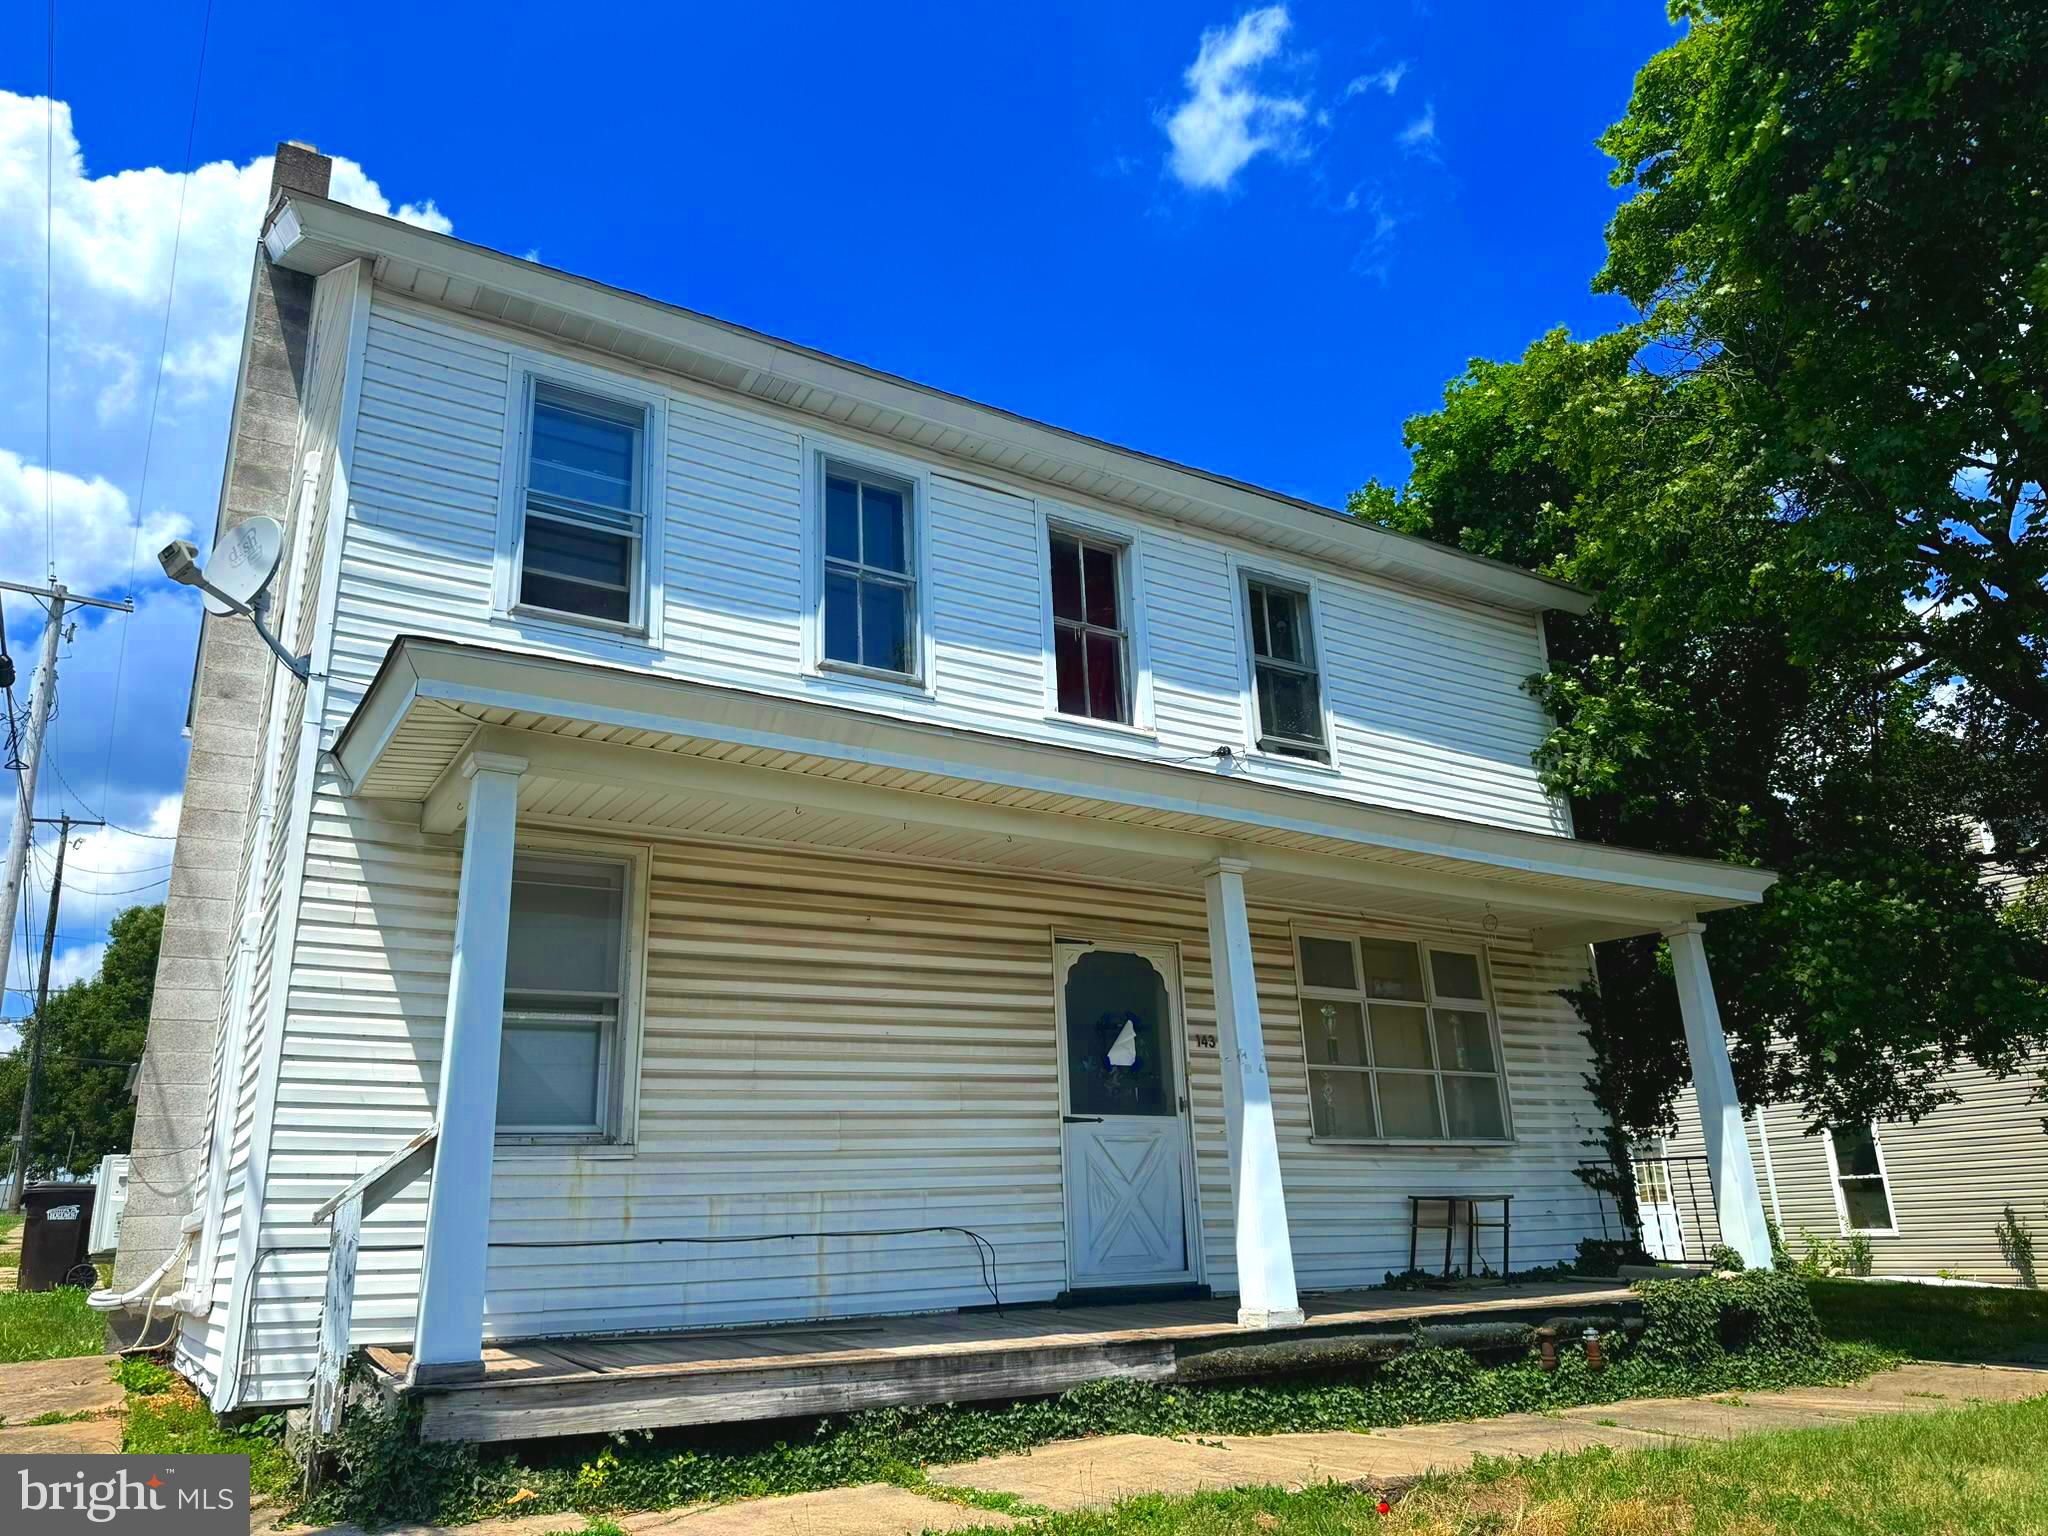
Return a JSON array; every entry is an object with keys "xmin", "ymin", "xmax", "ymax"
[{"xmin": 1408, "ymin": 1193, "xmax": 1512, "ymax": 1278}]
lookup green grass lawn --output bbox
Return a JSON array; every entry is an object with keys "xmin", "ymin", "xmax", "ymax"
[
  {"xmin": 1810, "ymin": 1278, "xmax": 2048, "ymax": 1363},
  {"xmin": 950, "ymin": 1395, "xmax": 2048, "ymax": 1535},
  {"xmin": 0, "ymin": 1210, "xmax": 21, "ymax": 1270},
  {"xmin": 0, "ymin": 1286, "xmax": 106, "ymax": 1362}
]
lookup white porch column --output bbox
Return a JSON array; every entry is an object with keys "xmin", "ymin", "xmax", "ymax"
[
  {"xmin": 1665, "ymin": 921, "xmax": 1772, "ymax": 1269},
  {"xmin": 413, "ymin": 751, "xmax": 527, "ymax": 1383},
  {"xmin": 1200, "ymin": 859, "xmax": 1303, "ymax": 1328}
]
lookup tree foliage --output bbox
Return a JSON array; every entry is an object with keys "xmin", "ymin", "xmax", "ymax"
[
  {"xmin": 0, "ymin": 904, "xmax": 161, "ymax": 1178},
  {"xmin": 1353, "ymin": 0, "xmax": 2048, "ymax": 1131}
]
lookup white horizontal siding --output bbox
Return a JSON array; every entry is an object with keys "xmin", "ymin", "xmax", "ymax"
[
  {"xmin": 335, "ymin": 294, "xmax": 1567, "ymax": 834},
  {"xmin": 231, "ymin": 818, "xmax": 1616, "ymax": 1404},
  {"xmin": 1672, "ymin": 1063, "xmax": 2048, "ymax": 1284}
]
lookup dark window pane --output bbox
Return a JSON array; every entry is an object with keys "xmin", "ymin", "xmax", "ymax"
[
  {"xmin": 524, "ymin": 516, "xmax": 631, "ymax": 588},
  {"xmin": 1263, "ymin": 585, "xmax": 1304, "ymax": 662},
  {"xmin": 1257, "ymin": 665, "xmax": 1322, "ymax": 743},
  {"xmin": 1248, "ymin": 584, "xmax": 1270, "ymax": 657},
  {"xmin": 1302, "ymin": 998, "xmax": 1368, "ymax": 1067},
  {"xmin": 1443, "ymin": 1075, "xmax": 1506, "ymax": 1139},
  {"xmin": 1082, "ymin": 542, "xmax": 1119, "ymax": 629},
  {"xmin": 1050, "ymin": 534, "xmax": 1083, "ymax": 621},
  {"xmin": 862, "ymin": 483, "xmax": 907, "ymax": 573},
  {"xmin": 825, "ymin": 475, "xmax": 860, "ymax": 563},
  {"xmin": 530, "ymin": 399, "xmax": 635, "ymax": 510},
  {"xmin": 1369, "ymin": 1004, "xmax": 1433, "ymax": 1068},
  {"xmin": 1377, "ymin": 1072, "xmax": 1444, "ymax": 1138},
  {"xmin": 1842, "ymin": 1179, "xmax": 1894, "ymax": 1230},
  {"xmin": 520, "ymin": 570, "xmax": 630, "ymax": 623},
  {"xmin": 1308, "ymin": 1069, "xmax": 1376, "ymax": 1138},
  {"xmin": 1360, "ymin": 940, "xmax": 1426, "ymax": 1001},
  {"xmin": 860, "ymin": 579, "xmax": 911, "ymax": 673},
  {"xmin": 1054, "ymin": 624, "xmax": 1088, "ymax": 715},
  {"xmin": 1064, "ymin": 949, "xmax": 1176, "ymax": 1117},
  {"xmin": 1832, "ymin": 1126, "xmax": 1883, "ymax": 1179},
  {"xmin": 1430, "ymin": 950, "xmax": 1486, "ymax": 1000},
  {"xmin": 1085, "ymin": 631, "xmax": 1125, "ymax": 721},
  {"xmin": 824, "ymin": 569, "xmax": 860, "ymax": 663},
  {"xmin": 1433, "ymin": 1009, "xmax": 1496, "ymax": 1073},
  {"xmin": 1297, "ymin": 936, "xmax": 1357, "ymax": 991}
]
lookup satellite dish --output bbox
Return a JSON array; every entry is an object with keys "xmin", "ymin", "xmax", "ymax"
[{"xmin": 198, "ymin": 515, "xmax": 284, "ymax": 617}]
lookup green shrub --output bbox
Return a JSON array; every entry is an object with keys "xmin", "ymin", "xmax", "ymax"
[{"xmin": 1706, "ymin": 1243, "xmax": 1747, "ymax": 1272}]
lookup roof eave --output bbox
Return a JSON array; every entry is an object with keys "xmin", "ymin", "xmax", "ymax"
[{"xmin": 265, "ymin": 194, "xmax": 1595, "ymax": 619}]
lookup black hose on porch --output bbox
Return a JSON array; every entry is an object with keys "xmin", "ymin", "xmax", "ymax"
[{"xmin": 488, "ymin": 1225, "xmax": 1004, "ymax": 1311}]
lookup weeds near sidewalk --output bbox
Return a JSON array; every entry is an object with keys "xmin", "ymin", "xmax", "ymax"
[
  {"xmin": 0, "ymin": 1286, "xmax": 105, "ymax": 1362},
  {"xmin": 300, "ymin": 1272, "xmax": 1891, "ymax": 1530},
  {"xmin": 117, "ymin": 1353, "xmax": 295, "ymax": 1500}
]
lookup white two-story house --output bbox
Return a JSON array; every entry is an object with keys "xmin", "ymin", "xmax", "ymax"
[{"xmin": 114, "ymin": 143, "xmax": 1777, "ymax": 1439}]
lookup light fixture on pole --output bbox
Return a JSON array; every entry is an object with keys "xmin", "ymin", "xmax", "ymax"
[{"xmin": 158, "ymin": 517, "xmax": 308, "ymax": 680}]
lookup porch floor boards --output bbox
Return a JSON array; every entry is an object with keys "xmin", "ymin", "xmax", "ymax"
[{"xmin": 370, "ymin": 1280, "xmax": 1635, "ymax": 1443}]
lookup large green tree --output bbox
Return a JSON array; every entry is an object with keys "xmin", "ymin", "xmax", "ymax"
[
  {"xmin": 1354, "ymin": 0, "xmax": 2048, "ymax": 1134},
  {"xmin": 0, "ymin": 904, "xmax": 162, "ymax": 1179}
]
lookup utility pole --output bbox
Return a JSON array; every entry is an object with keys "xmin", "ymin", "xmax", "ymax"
[
  {"xmin": 0, "ymin": 580, "xmax": 132, "ymax": 1017},
  {"xmin": 7, "ymin": 813, "xmax": 99, "ymax": 1208}
]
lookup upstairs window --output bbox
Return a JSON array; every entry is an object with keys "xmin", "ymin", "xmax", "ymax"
[
  {"xmin": 821, "ymin": 461, "xmax": 920, "ymax": 680},
  {"xmin": 1827, "ymin": 1124, "xmax": 1897, "ymax": 1234},
  {"xmin": 1293, "ymin": 932, "xmax": 1510, "ymax": 1143},
  {"xmin": 1049, "ymin": 528, "xmax": 1131, "ymax": 724},
  {"xmin": 516, "ymin": 383, "xmax": 647, "ymax": 629},
  {"xmin": 1243, "ymin": 576, "xmax": 1327, "ymax": 761},
  {"xmin": 498, "ymin": 854, "xmax": 632, "ymax": 1141}
]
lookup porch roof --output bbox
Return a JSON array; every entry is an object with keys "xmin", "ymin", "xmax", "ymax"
[{"xmin": 333, "ymin": 637, "xmax": 1775, "ymax": 946}]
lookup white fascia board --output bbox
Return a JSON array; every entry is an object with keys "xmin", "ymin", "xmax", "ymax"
[
  {"xmin": 335, "ymin": 638, "xmax": 1776, "ymax": 911},
  {"xmin": 265, "ymin": 195, "xmax": 1592, "ymax": 619}
]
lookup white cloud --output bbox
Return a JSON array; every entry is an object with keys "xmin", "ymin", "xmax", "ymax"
[
  {"xmin": 0, "ymin": 447, "xmax": 187, "ymax": 590},
  {"xmin": 0, "ymin": 94, "xmax": 443, "ymax": 1022},
  {"xmin": 1161, "ymin": 7, "xmax": 1310, "ymax": 192},
  {"xmin": 1345, "ymin": 63, "xmax": 1408, "ymax": 98},
  {"xmin": 1398, "ymin": 102, "xmax": 1439, "ymax": 153}
]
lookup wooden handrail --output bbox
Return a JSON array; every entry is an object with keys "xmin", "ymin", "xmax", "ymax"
[{"xmin": 309, "ymin": 1124, "xmax": 438, "ymax": 1436}]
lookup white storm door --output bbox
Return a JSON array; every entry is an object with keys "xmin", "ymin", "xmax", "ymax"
[
  {"xmin": 1056, "ymin": 941, "xmax": 1197, "ymax": 1290},
  {"xmin": 1634, "ymin": 1150, "xmax": 1685, "ymax": 1262}
]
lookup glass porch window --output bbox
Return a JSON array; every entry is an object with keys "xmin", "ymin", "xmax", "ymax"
[
  {"xmin": 1829, "ymin": 1125, "xmax": 1897, "ymax": 1232},
  {"xmin": 498, "ymin": 854, "xmax": 628, "ymax": 1138},
  {"xmin": 1049, "ymin": 529, "xmax": 1131, "ymax": 723},
  {"xmin": 517, "ymin": 384, "xmax": 645, "ymax": 627},
  {"xmin": 822, "ymin": 463, "xmax": 918, "ymax": 678},
  {"xmin": 1294, "ymin": 933, "xmax": 1509, "ymax": 1142}
]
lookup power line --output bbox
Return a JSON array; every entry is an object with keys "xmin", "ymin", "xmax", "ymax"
[
  {"xmin": 98, "ymin": 0, "xmax": 216, "ymax": 851},
  {"xmin": 42, "ymin": 0, "xmax": 55, "ymax": 584}
]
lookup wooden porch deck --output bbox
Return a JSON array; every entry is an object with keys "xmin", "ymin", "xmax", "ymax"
[{"xmin": 371, "ymin": 1280, "xmax": 1636, "ymax": 1443}]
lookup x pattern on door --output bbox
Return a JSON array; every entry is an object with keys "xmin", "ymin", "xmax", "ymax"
[{"xmin": 1074, "ymin": 1121, "xmax": 1188, "ymax": 1281}]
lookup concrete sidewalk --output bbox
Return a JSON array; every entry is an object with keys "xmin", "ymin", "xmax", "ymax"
[
  {"xmin": 284, "ymin": 1360, "xmax": 2047, "ymax": 1536},
  {"xmin": 0, "ymin": 1353, "xmax": 125, "ymax": 1453}
]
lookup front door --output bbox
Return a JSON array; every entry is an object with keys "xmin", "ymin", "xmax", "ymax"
[
  {"xmin": 1055, "ymin": 941, "xmax": 1198, "ymax": 1291},
  {"xmin": 1633, "ymin": 1144, "xmax": 1686, "ymax": 1262}
]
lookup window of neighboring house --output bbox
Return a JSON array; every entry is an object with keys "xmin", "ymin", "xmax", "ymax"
[
  {"xmin": 820, "ymin": 460, "xmax": 920, "ymax": 679},
  {"xmin": 515, "ymin": 382, "xmax": 648, "ymax": 629},
  {"xmin": 1828, "ymin": 1124, "xmax": 1897, "ymax": 1234},
  {"xmin": 1293, "ymin": 932, "xmax": 1510, "ymax": 1143},
  {"xmin": 1049, "ymin": 528, "xmax": 1131, "ymax": 724},
  {"xmin": 498, "ymin": 853, "xmax": 633, "ymax": 1141},
  {"xmin": 1243, "ymin": 576, "xmax": 1328, "ymax": 761}
]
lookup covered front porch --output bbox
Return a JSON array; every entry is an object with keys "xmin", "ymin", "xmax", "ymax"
[
  {"xmin": 367, "ymin": 1278, "xmax": 1638, "ymax": 1442},
  {"xmin": 311, "ymin": 636, "xmax": 1775, "ymax": 1425}
]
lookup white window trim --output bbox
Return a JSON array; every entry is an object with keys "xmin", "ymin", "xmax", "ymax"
[
  {"xmin": 1289, "ymin": 921, "xmax": 1514, "ymax": 1147},
  {"xmin": 493, "ymin": 832, "xmax": 651, "ymax": 1154},
  {"xmin": 1035, "ymin": 500, "xmax": 1157, "ymax": 736},
  {"xmin": 491, "ymin": 348, "xmax": 668, "ymax": 653},
  {"xmin": 1821, "ymin": 1123, "xmax": 1901, "ymax": 1237},
  {"xmin": 1228, "ymin": 554, "xmax": 1341, "ymax": 773},
  {"xmin": 798, "ymin": 432, "xmax": 936, "ymax": 696}
]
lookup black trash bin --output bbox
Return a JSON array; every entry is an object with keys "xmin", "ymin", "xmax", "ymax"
[{"xmin": 20, "ymin": 1182, "xmax": 98, "ymax": 1291}]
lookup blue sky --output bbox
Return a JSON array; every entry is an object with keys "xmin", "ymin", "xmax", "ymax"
[{"xmin": 0, "ymin": 1, "xmax": 1679, "ymax": 1032}]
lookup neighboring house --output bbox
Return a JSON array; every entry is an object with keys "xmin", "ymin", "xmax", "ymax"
[
  {"xmin": 115, "ymin": 143, "xmax": 1782, "ymax": 1424},
  {"xmin": 1661, "ymin": 855, "xmax": 2047, "ymax": 1284}
]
